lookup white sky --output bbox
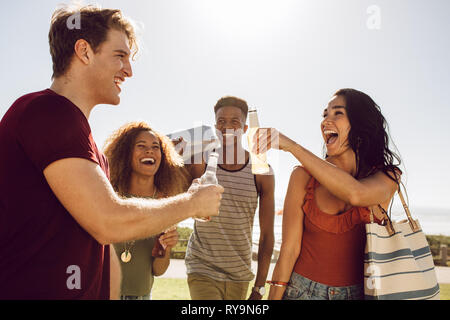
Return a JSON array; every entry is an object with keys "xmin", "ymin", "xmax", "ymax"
[{"xmin": 1, "ymin": 0, "xmax": 450, "ymax": 216}]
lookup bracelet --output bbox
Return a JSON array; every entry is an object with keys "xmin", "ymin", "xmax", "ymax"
[{"xmin": 266, "ymin": 280, "xmax": 288, "ymax": 287}]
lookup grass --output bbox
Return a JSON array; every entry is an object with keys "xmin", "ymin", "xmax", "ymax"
[
  {"xmin": 440, "ymin": 284, "xmax": 450, "ymax": 300},
  {"xmin": 152, "ymin": 278, "xmax": 270, "ymax": 300},
  {"xmin": 152, "ymin": 278, "xmax": 450, "ymax": 300},
  {"xmin": 152, "ymin": 278, "xmax": 191, "ymax": 300}
]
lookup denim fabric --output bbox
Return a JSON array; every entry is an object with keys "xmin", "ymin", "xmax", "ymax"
[
  {"xmin": 120, "ymin": 293, "xmax": 151, "ymax": 300},
  {"xmin": 282, "ymin": 272, "xmax": 364, "ymax": 300}
]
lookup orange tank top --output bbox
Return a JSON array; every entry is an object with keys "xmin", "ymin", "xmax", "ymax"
[{"xmin": 293, "ymin": 174, "xmax": 377, "ymax": 287}]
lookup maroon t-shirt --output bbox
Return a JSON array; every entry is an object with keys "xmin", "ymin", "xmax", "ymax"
[{"xmin": 0, "ymin": 89, "xmax": 110, "ymax": 299}]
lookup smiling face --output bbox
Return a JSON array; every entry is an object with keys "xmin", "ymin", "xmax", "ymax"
[
  {"xmin": 130, "ymin": 131, "xmax": 162, "ymax": 178},
  {"xmin": 88, "ymin": 28, "xmax": 133, "ymax": 105},
  {"xmin": 321, "ymin": 95, "xmax": 352, "ymax": 157},
  {"xmin": 215, "ymin": 106, "xmax": 248, "ymax": 147}
]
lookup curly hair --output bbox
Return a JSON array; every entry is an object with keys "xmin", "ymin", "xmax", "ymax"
[{"xmin": 103, "ymin": 122, "xmax": 191, "ymax": 198}]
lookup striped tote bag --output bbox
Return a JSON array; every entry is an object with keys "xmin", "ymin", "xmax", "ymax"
[{"xmin": 364, "ymin": 187, "xmax": 440, "ymax": 300}]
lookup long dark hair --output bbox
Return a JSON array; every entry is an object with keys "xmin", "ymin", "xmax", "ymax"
[{"xmin": 333, "ymin": 88, "xmax": 402, "ymax": 183}]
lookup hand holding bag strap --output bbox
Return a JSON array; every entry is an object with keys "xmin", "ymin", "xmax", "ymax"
[
  {"xmin": 372, "ymin": 180, "xmax": 419, "ymax": 235},
  {"xmin": 376, "ymin": 204, "xmax": 396, "ymax": 236}
]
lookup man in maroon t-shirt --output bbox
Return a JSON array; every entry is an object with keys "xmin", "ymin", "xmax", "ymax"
[{"xmin": 0, "ymin": 6, "xmax": 223, "ymax": 299}]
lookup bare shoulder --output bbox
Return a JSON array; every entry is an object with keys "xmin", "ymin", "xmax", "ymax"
[
  {"xmin": 370, "ymin": 167, "xmax": 402, "ymax": 186},
  {"xmin": 290, "ymin": 166, "xmax": 311, "ymax": 187},
  {"xmin": 386, "ymin": 167, "xmax": 402, "ymax": 182},
  {"xmin": 284, "ymin": 166, "xmax": 310, "ymax": 215}
]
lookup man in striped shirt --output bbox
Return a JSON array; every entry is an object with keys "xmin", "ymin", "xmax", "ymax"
[{"xmin": 185, "ymin": 96, "xmax": 275, "ymax": 300}]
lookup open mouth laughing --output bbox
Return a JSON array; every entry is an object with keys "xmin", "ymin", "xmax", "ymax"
[
  {"xmin": 323, "ymin": 129, "xmax": 339, "ymax": 145},
  {"xmin": 140, "ymin": 157, "xmax": 156, "ymax": 166}
]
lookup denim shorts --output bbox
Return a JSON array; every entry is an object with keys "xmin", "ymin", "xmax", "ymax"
[{"xmin": 282, "ymin": 272, "xmax": 364, "ymax": 300}]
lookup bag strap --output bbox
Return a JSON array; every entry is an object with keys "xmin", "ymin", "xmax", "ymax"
[
  {"xmin": 376, "ymin": 204, "xmax": 396, "ymax": 236},
  {"xmin": 396, "ymin": 184, "xmax": 420, "ymax": 232},
  {"xmin": 371, "ymin": 182, "xmax": 420, "ymax": 235}
]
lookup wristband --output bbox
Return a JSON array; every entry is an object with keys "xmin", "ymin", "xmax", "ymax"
[{"xmin": 266, "ymin": 280, "xmax": 288, "ymax": 287}]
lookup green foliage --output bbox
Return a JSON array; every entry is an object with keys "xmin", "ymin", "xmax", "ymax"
[
  {"xmin": 170, "ymin": 227, "xmax": 193, "ymax": 259},
  {"xmin": 426, "ymin": 234, "xmax": 450, "ymax": 266},
  {"xmin": 426, "ymin": 234, "xmax": 450, "ymax": 248},
  {"xmin": 177, "ymin": 226, "xmax": 194, "ymax": 240}
]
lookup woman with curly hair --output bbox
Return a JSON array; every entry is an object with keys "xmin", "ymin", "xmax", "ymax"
[
  {"xmin": 254, "ymin": 89, "xmax": 402, "ymax": 300},
  {"xmin": 104, "ymin": 121, "xmax": 190, "ymax": 300}
]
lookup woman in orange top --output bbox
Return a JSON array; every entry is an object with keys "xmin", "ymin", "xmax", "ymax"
[{"xmin": 255, "ymin": 89, "xmax": 402, "ymax": 300}]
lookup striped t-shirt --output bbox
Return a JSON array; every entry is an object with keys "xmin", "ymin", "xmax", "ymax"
[{"xmin": 185, "ymin": 158, "xmax": 259, "ymax": 282}]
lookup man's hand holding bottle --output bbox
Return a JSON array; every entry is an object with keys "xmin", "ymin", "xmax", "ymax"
[{"xmin": 188, "ymin": 178, "xmax": 223, "ymax": 221}]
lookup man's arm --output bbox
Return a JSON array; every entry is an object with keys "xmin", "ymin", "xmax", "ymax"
[
  {"xmin": 268, "ymin": 167, "xmax": 307, "ymax": 300},
  {"xmin": 249, "ymin": 171, "xmax": 275, "ymax": 300},
  {"xmin": 185, "ymin": 157, "xmax": 206, "ymax": 181},
  {"xmin": 254, "ymin": 129, "xmax": 400, "ymax": 207},
  {"xmin": 43, "ymin": 158, "xmax": 223, "ymax": 245}
]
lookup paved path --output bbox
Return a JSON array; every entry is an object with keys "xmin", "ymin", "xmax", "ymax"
[
  {"xmin": 436, "ymin": 266, "xmax": 450, "ymax": 284},
  {"xmin": 160, "ymin": 259, "xmax": 450, "ymax": 284}
]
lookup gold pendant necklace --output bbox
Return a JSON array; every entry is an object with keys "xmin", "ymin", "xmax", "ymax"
[
  {"xmin": 120, "ymin": 188, "xmax": 158, "ymax": 263},
  {"xmin": 121, "ymin": 239, "xmax": 135, "ymax": 263},
  {"xmin": 121, "ymin": 250, "xmax": 132, "ymax": 263}
]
